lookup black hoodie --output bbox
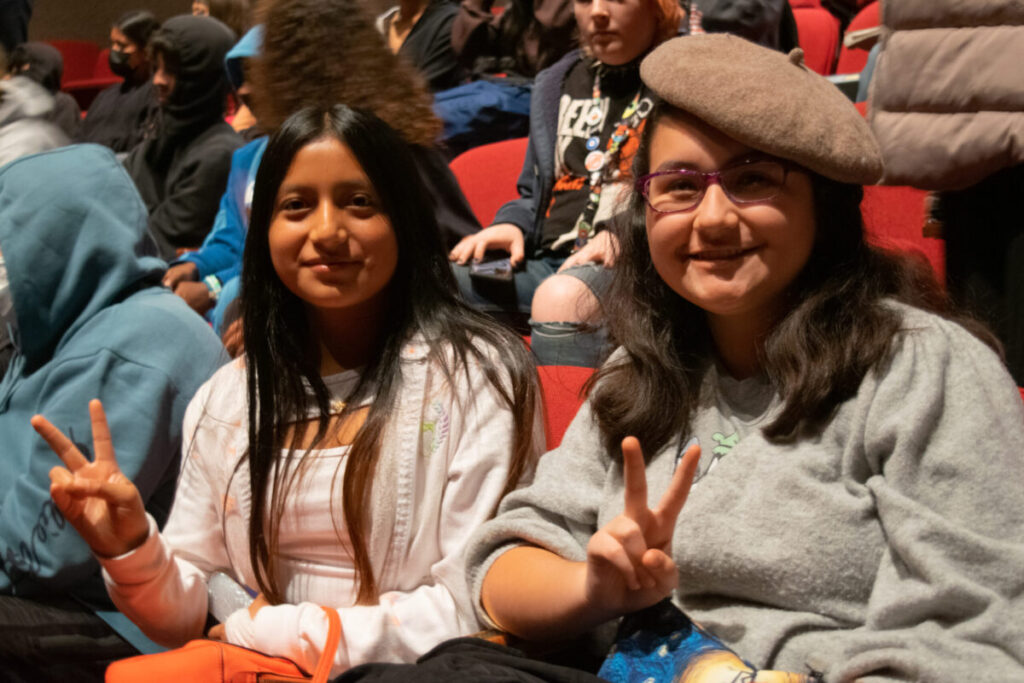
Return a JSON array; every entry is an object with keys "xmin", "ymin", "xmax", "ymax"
[{"xmin": 124, "ymin": 15, "xmax": 243, "ymax": 261}]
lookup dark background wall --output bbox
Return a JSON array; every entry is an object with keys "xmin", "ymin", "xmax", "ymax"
[{"xmin": 29, "ymin": 0, "xmax": 395, "ymax": 45}]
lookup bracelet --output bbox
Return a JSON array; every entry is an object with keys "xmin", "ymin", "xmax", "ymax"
[{"xmin": 204, "ymin": 275, "xmax": 222, "ymax": 301}]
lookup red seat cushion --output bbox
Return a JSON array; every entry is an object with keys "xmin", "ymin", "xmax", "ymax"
[
  {"xmin": 792, "ymin": 8, "xmax": 840, "ymax": 75},
  {"xmin": 46, "ymin": 39, "xmax": 100, "ymax": 87},
  {"xmin": 449, "ymin": 137, "xmax": 529, "ymax": 226},
  {"xmin": 835, "ymin": 1, "xmax": 880, "ymax": 74},
  {"xmin": 538, "ymin": 365, "xmax": 594, "ymax": 449}
]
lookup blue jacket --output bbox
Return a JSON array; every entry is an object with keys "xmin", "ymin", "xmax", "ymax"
[
  {"xmin": 0, "ymin": 144, "xmax": 227, "ymax": 599},
  {"xmin": 179, "ymin": 136, "xmax": 266, "ymax": 286},
  {"xmin": 491, "ymin": 49, "xmax": 579, "ymax": 253}
]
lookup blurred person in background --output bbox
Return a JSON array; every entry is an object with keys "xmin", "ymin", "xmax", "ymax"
[
  {"xmin": 0, "ymin": 45, "xmax": 66, "ymax": 169},
  {"xmin": 6, "ymin": 42, "xmax": 80, "ymax": 139},
  {"xmin": 80, "ymin": 10, "xmax": 161, "ymax": 154},
  {"xmin": 868, "ymin": 0, "xmax": 1024, "ymax": 384},
  {"xmin": 192, "ymin": 0, "xmax": 253, "ymax": 38},
  {"xmin": 0, "ymin": 0, "xmax": 31, "ymax": 56},
  {"xmin": 124, "ymin": 15, "xmax": 242, "ymax": 261},
  {"xmin": 376, "ymin": 0, "xmax": 466, "ymax": 93}
]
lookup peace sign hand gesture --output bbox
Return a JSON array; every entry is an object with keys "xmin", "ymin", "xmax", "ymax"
[
  {"xmin": 584, "ymin": 436, "xmax": 701, "ymax": 617},
  {"xmin": 31, "ymin": 399, "xmax": 150, "ymax": 558}
]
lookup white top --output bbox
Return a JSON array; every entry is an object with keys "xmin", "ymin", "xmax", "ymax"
[{"xmin": 100, "ymin": 338, "xmax": 542, "ymax": 677}]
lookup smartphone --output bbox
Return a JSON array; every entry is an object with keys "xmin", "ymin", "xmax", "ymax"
[{"xmin": 469, "ymin": 257, "xmax": 514, "ymax": 283}]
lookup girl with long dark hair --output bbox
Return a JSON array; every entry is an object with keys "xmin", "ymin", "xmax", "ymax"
[
  {"xmin": 468, "ymin": 35, "xmax": 1024, "ymax": 681},
  {"xmin": 33, "ymin": 105, "xmax": 540, "ymax": 677}
]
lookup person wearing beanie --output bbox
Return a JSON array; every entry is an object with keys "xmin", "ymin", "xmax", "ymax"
[
  {"xmin": 449, "ymin": 0, "xmax": 682, "ymax": 368},
  {"xmin": 466, "ymin": 34, "xmax": 1024, "ymax": 683},
  {"xmin": 124, "ymin": 14, "xmax": 243, "ymax": 261},
  {"xmin": 79, "ymin": 10, "xmax": 160, "ymax": 154}
]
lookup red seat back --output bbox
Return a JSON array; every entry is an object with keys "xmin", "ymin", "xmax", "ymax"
[
  {"xmin": 93, "ymin": 48, "xmax": 117, "ymax": 80},
  {"xmin": 792, "ymin": 7, "xmax": 840, "ymax": 74},
  {"xmin": 46, "ymin": 39, "xmax": 100, "ymax": 86},
  {"xmin": 538, "ymin": 365, "xmax": 594, "ymax": 449},
  {"xmin": 861, "ymin": 185, "xmax": 945, "ymax": 284},
  {"xmin": 835, "ymin": 1, "xmax": 880, "ymax": 74},
  {"xmin": 449, "ymin": 137, "xmax": 529, "ymax": 226}
]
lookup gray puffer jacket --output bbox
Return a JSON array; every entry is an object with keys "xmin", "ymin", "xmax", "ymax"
[
  {"xmin": 867, "ymin": 0, "xmax": 1024, "ymax": 190},
  {"xmin": 0, "ymin": 76, "xmax": 67, "ymax": 168}
]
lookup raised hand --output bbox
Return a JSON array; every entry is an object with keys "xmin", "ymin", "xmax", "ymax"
[
  {"xmin": 31, "ymin": 399, "xmax": 149, "ymax": 558},
  {"xmin": 584, "ymin": 436, "xmax": 700, "ymax": 617}
]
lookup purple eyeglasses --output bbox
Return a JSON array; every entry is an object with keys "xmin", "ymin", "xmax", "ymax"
[{"xmin": 635, "ymin": 158, "xmax": 790, "ymax": 213}]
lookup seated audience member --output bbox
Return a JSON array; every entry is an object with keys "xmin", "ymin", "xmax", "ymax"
[
  {"xmin": 449, "ymin": 0, "xmax": 680, "ymax": 365},
  {"xmin": 80, "ymin": 10, "xmax": 160, "ymax": 154},
  {"xmin": 696, "ymin": 0, "xmax": 798, "ymax": 51},
  {"xmin": 34, "ymin": 105, "xmax": 541, "ymax": 678},
  {"xmin": 224, "ymin": 24, "xmax": 261, "ymax": 138},
  {"xmin": 868, "ymin": 0, "xmax": 1024, "ymax": 385},
  {"xmin": 164, "ymin": 0, "xmax": 481, "ymax": 339},
  {"xmin": 124, "ymin": 15, "xmax": 242, "ymax": 261},
  {"xmin": 0, "ymin": 144, "xmax": 226, "ymax": 680},
  {"xmin": 467, "ymin": 36, "xmax": 1024, "ymax": 682},
  {"xmin": 0, "ymin": 0, "xmax": 31, "ymax": 56},
  {"xmin": 376, "ymin": 0, "xmax": 466, "ymax": 93},
  {"xmin": 6, "ymin": 42, "xmax": 81, "ymax": 139},
  {"xmin": 451, "ymin": 0, "xmax": 576, "ymax": 79},
  {"xmin": 0, "ymin": 47, "xmax": 67, "ymax": 168},
  {"xmin": 191, "ymin": 0, "xmax": 251, "ymax": 39}
]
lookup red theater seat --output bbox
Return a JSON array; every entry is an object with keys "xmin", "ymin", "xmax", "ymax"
[
  {"xmin": 835, "ymin": 1, "xmax": 880, "ymax": 74},
  {"xmin": 46, "ymin": 39, "xmax": 100, "ymax": 86},
  {"xmin": 792, "ymin": 7, "xmax": 841, "ymax": 74},
  {"xmin": 538, "ymin": 365, "xmax": 593, "ymax": 449},
  {"xmin": 449, "ymin": 137, "xmax": 528, "ymax": 226}
]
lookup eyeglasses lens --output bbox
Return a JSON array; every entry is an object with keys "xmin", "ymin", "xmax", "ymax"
[{"xmin": 645, "ymin": 161, "xmax": 786, "ymax": 212}]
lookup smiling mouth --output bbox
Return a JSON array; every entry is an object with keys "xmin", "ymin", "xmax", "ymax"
[
  {"xmin": 304, "ymin": 259, "xmax": 362, "ymax": 271},
  {"xmin": 687, "ymin": 246, "xmax": 759, "ymax": 262}
]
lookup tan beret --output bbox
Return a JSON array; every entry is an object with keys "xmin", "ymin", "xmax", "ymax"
[{"xmin": 640, "ymin": 34, "xmax": 883, "ymax": 185}]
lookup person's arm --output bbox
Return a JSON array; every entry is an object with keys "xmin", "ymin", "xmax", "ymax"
[
  {"xmin": 220, "ymin": 348, "xmax": 544, "ymax": 675},
  {"xmin": 145, "ymin": 136, "xmax": 239, "ymax": 261},
  {"xmin": 829, "ymin": 311, "xmax": 1024, "ymax": 681}
]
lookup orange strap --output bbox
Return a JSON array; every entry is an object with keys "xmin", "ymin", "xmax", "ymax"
[{"xmin": 310, "ymin": 607, "xmax": 342, "ymax": 683}]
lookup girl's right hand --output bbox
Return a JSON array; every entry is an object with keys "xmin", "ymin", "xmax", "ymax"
[
  {"xmin": 31, "ymin": 399, "xmax": 150, "ymax": 558},
  {"xmin": 584, "ymin": 437, "xmax": 701, "ymax": 617},
  {"xmin": 448, "ymin": 223, "xmax": 526, "ymax": 267}
]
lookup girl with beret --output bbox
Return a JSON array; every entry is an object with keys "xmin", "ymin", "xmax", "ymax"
[
  {"xmin": 468, "ymin": 35, "xmax": 1024, "ymax": 682},
  {"xmin": 449, "ymin": 0, "xmax": 681, "ymax": 367},
  {"xmin": 33, "ymin": 105, "xmax": 540, "ymax": 678}
]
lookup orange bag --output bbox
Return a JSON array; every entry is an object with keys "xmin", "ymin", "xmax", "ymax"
[{"xmin": 106, "ymin": 606, "xmax": 341, "ymax": 683}]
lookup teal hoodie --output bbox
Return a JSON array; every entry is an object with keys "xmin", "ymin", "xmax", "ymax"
[{"xmin": 0, "ymin": 144, "xmax": 227, "ymax": 600}]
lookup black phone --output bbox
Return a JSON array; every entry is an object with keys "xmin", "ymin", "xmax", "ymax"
[{"xmin": 469, "ymin": 257, "xmax": 514, "ymax": 283}]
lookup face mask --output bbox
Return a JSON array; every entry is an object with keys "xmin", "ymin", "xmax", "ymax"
[{"xmin": 108, "ymin": 49, "xmax": 135, "ymax": 79}]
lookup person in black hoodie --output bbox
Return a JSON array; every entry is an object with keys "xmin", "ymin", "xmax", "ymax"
[
  {"xmin": 124, "ymin": 15, "xmax": 242, "ymax": 261},
  {"xmin": 80, "ymin": 10, "xmax": 160, "ymax": 154},
  {"xmin": 6, "ymin": 42, "xmax": 81, "ymax": 140}
]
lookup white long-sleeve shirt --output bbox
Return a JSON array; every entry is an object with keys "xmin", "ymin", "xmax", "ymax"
[{"xmin": 100, "ymin": 339, "xmax": 540, "ymax": 677}]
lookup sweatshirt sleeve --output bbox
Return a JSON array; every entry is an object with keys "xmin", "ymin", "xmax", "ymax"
[
  {"xmin": 98, "ymin": 379, "xmax": 234, "ymax": 646},
  {"xmin": 223, "ymin": 348, "xmax": 545, "ymax": 677},
  {"xmin": 829, "ymin": 314, "xmax": 1024, "ymax": 682},
  {"xmin": 465, "ymin": 397, "xmax": 613, "ymax": 628},
  {"xmin": 490, "ymin": 133, "xmax": 541, "ymax": 238},
  {"xmin": 177, "ymin": 147, "xmax": 249, "ymax": 281},
  {"xmin": 0, "ymin": 351, "xmax": 189, "ymax": 595}
]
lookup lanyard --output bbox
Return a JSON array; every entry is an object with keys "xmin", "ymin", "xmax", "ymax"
[{"xmin": 572, "ymin": 72, "xmax": 648, "ymax": 251}]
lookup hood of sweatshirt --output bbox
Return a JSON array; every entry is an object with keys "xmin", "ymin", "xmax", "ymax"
[
  {"xmin": 0, "ymin": 144, "xmax": 165, "ymax": 369},
  {"xmin": 0, "ymin": 76, "xmax": 55, "ymax": 128}
]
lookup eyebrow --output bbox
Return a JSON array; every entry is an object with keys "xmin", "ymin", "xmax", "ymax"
[
  {"xmin": 652, "ymin": 151, "xmax": 771, "ymax": 173},
  {"xmin": 277, "ymin": 179, "xmax": 373, "ymax": 195}
]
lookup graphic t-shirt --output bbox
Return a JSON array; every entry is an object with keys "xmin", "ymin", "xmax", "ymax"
[{"xmin": 540, "ymin": 58, "xmax": 654, "ymax": 252}]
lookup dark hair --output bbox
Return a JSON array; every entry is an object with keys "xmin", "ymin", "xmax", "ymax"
[
  {"xmin": 200, "ymin": 0, "xmax": 251, "ymax": 39},
  {"xmin": 147, "ymin": 30, "xmax": 181, "ymax": 76},
  {"xmin": 240, "ymin": 105, "xmax": 538, "ymax": 605},
  {"xmin": 252, "ymin": 0, "xmax": 438, "ymax": 145},
  {"xmin": 589, "ymin": 102, "xmax": 1000, "ymax": 455},
  {"xmin": 116, "ymin": 10, "xmax": 160, "ymax": 50}
]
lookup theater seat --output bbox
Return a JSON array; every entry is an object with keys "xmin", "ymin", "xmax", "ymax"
[
  {"xmin": 449, "ymin": 137, "xmax": 528, "ymax": 226},
  {"xmin": 835, "ymin": 1, "xmax": 880, "ymax": 74},
  {"xmin": 46, "ymin": 39, "xmax": 100, "ymax": 86},
  {"xmin": 538, "ymin": 365, "xmax": 594, "ymax": 449},
  {"xmin": 792, "ymin": 7, "xmax": 840, "ymax": 74},
  {"xmin": 861, "ymin": 185, "xmax": 944, "ymax": 285},
  {"xmin": 62, "ymin": 47, "xmax": 122, "ymax": 111}
]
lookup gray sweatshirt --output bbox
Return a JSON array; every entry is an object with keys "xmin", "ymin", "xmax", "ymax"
[{"xmin": 467, "ymin": 303, "xmax": 1024, "ymax": 682}]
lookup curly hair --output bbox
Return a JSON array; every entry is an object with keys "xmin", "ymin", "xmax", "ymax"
[{"xmin": 252, "ymin": 0, "xmax": 439, "ymax": 146}]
